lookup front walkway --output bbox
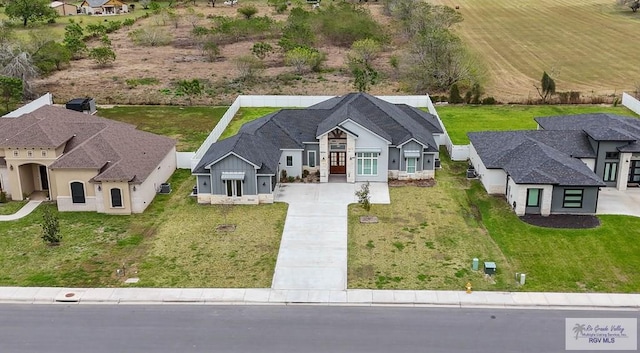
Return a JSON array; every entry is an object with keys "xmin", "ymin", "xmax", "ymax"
[
  {"xmin": 0, "ymin": 201, "xmax": 42, "ymax": 221},
  {"xmin": 596, "ymin": 187, "xmax": 640, "ymax": 217},
  {"xmin": 271, "ymin": 182, "xmax": 389, "ymax": 291}
]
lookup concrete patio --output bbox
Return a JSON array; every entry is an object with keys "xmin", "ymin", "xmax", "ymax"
[{"xmin": 596, "ymin": 187, "xmax": 640, "ymax": 217}]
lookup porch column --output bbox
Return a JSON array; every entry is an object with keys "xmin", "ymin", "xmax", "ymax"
[
  {"xmin": 346, "ymin": 134, "xmax": 356, "ymax": 183},
  {"xmin": 319, "ymin": 134, "xmax": 328, "ymax": 183},
  {"xmin": 617, "ymin": 152, "xmax": 631, "ymax": 191}
]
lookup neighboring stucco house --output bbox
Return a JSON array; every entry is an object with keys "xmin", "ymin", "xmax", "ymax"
[
  {"xmin": 468, "ymin": 113, "xmax": 640, "ymax": 216},
  {"xmin": 193, "ymin": 93, "xmax": 444, "ymax": 204},
  {"xmin": 50, "ymin": 1, "xmax": 78, "ymax": 16},
  {"xmin": 80, "ymin": 0, "xmax": 128, "ymax": 15},
  {"xmin": 0, "ymin": 105, "xmax": 176, "ymax": 215}
]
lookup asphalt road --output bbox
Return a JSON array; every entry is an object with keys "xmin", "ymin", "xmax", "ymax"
[{"xmin": 0, "ymin": 305, "xmax": 636, "ymax": 353}]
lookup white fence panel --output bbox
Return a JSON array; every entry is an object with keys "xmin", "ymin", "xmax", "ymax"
[
  {"xmin": 176, "ymin": 152, "xmax": 195, "ymax": 169},
  {"xmin": 622, "ymin": 92, "xmax": 640, "ymax": 115}
]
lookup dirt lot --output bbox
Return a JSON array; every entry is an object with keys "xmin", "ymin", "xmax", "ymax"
[{"xmin": 33, "ymin": 2, "xmax": 403, "ymax": 106}]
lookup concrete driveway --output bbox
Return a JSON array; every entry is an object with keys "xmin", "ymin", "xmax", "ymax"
[
  {"xmin": 271, "ymin": 182, "xmax": 389, "ymax": 291},
  {"xmin": 596, "ymin": 187, "xmax": 640, "ymax": 217}
]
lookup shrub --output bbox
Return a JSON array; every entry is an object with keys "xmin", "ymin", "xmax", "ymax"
[
  {"xmin": 285, "ymin": 47, "xmax": 325, "ymax": 74},
  {"xmin": 279, "ymin": 7, "xmax": 315, "ymax": 51},
  {"xmin": 89, "ymin": 46, "xmax": 116, "ymax": 67},
  {"xmin": 315, "ymin": 3, "xmax": 385, "ymax": 47},
  {"xmin": 212, "ymin": 16, "xmax": 277, "ymax": 43},
  {"xmin": 0, "ymin": 191, "xmax": 6, "ymax": 203},
  {"xmin": 449, "ymin": 83, "xmax": 463, "ymax": 103},
  {"xmin": 192, "ymin": 26, "xmax": 210, "ymax": 37},
  {"xmin": 129, "ymin": 27, "xmax": 172, "ymax": 46},
  {"xmin": 106, "ymin": 21, "xmax": 122, "ymax": 33},
  {"xmin": 355, "ymin": 182, "xmax": 371, "ymax": 212},
  {"xmin": 237, "ymin": 5, "xmax": 258, "ymax": 19},
  {"xmin": 234, "ymin": 55, "xmax": 264, "ymax": 80},
  {"xmin": 86, "ymin": 23, "xmax": 107, "ymax": 36},
  {"xmin": 251, "ymin": 41, "xmax": 273, "ymax": 60},
  {"xmin": 41, "ymin": 208, "xmax": 61, "ymax": 245},
  {"xmin": 481, "ymin": 96, "xmax": 497, "ymax": 105},
  {"xmin": 123, "ymin": 18, "xmax": 135, "ymax": 26},
  {"xmin": 201, "ymin": 40, "xmax": 220, "ymax": 62}
]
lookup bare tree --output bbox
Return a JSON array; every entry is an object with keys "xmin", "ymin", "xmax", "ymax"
[{"xmin": 0, "ymin": 44, "xmax": 38, "ymax": 98}]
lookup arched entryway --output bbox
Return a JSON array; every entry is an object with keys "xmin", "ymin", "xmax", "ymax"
[{"xmin": 16, "ymin": 163, "xmax": 50, "ymax": 199}]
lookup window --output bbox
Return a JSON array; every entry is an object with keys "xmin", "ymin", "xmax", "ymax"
[
  {"xmin": 308, "ymin": 151, "xmax": 316, "ymax": 168},
  {"xmin": 286, "ymin": 156, "xmax": 293, "ymax": 167},
  {"xmin": 603, "ymin": 162, "xmax": 618, "ymax": 182},
  {"xmin": 70, "ymin": 182, "xmax": 86, "ymax": 204},
  {"xmin": 41, "ymin": 150, "xmax": 47, "ymax": 157},
  {"xmin": 27, "ymin": 150, "xmax": 33, "ymax": 157},
  {"xmin": 526, "ymin": 188, "xmax": 541, "ymax": 207},
  {"xmin": 12, "ymin": 150, "xmax": 18, "ymax": 157},
  {"xmin": 563, "ymin": 189, "xmax": 583, "ymax": 208},
  {"xmin": 225, "ymin": 180, "xmax": 242, "ymax": 197},
  {"xmin": 406, "ymin": 158, "xmax": 416, "ymax": 173},
  {"xmin": 110, "ymin": 188, "xmax": 123, "ymax": 208},
  {"xmin": 605, "ymin": 152, "xmax": 620, "ymax": 159},
  {"xmin": 356, "ymin": 152, "xmax": 378, "ymax": 176}
]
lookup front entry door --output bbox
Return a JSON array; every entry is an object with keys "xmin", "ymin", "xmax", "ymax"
[
  {"xmin": 39, "ymin": 165, "xmax": 49, "ymax": 190},
  {"xmin": 330, "ymin": 152, "xmax": 346, "ymax": 174},
  {"xmin": 629, "ymin": 160, "xmax": 640, "ymax": 183}
]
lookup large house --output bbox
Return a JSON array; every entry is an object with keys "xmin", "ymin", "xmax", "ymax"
[
  {"xmin": 79, "ymin": 0, "xmax": 128, "ymax": 15},
  {"xmin": 193, "ymin": 93, "xmax": 444, "ymax": 204},
  {"xmin": 468, "ymin": 113, "xmax": 640, "ymax": 216},
  {"xmin": 0, "ymin": 104, "xmax": 176, "ymax": 215}
]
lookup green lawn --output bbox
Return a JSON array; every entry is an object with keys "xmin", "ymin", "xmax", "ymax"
[
  {"xmin": 0, "ymin": 201, "xmax": 27, "ymax": 215},
  {"xmin": 437, "ymin": 105, "xmax": 639, "ymax": 144},
  {"xmin": 349, "ymin": 150, "xmax": 640, "ymax": 293},
  {"xmin": 0, "ymin": 170, "xmax": 288, "ymax": 287},
  {"xmin": 219, "ymin": 107, "xmax": 281, "ymax": 140},
  {"xmin": 97, "ymin": 106, "xmax": 228, "ymax": 151}
]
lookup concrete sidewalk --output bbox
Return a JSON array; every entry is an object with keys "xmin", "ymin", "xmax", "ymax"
[
  {"xmin": 0, "ymin": 287, "xmax": 638, "ymax": 310},
  {"xmin": 0, "ymin": 201, "xmax": 42, "ymax": 221}
]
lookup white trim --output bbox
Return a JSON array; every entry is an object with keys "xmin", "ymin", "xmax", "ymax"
[
  {"xmin": 356, "ymin": 152, "xmax": 379, "ymax": 176},
  {"xmin": 397, "ymin": 138, "xmax": 427, "ymax": 149},
  {"xmin": 207, "ymin": 152, "xmax": 259, "ymax": 170},
  {"xmin": 340, "ymin": 119, "xmax": 391, "ymax": 144},
  {"xmin": 280, "ymin": 148, "xmax": 304, "ymax": 151},
  {"xmin": 316, "ymin": 123, "xmax": 362, "ymax": 140},
  {"xmin": 308, "ymin": 150, "xmax": 316, "ymax": 168},
  {"xmin": 303, "ymin": 142, "xmax": 320, "ymax": 144},
  {"xmin": 355, "ymin": 147, "xmax": 382, "ymax": 153},
  {"xmin": 69, "ymin": 180, "xmax": 86, "ymax": 204},
  {"xmin": 221, "ymin": 172, "xmax": 245, "ymax": 180},
  {"xmin": 109, "ymin": 187, "xmax": 124, "ymax": 208},
  {"xmin": 404, "ymin": 150, "xmax": 421, "ymax": 158}
]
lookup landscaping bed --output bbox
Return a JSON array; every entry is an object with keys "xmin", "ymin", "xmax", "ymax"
[{"xmin": 519, "ymin": 215, "xmax": 600, "ymax": 229}]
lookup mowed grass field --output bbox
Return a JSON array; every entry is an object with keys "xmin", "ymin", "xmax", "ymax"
[
  {"xmin": 430, "ymin": 0, "xmax": 640, "ymax": 101},
  {"xmin": 436, "ymin": 104, "xmax": 638, "ymax": 144}
]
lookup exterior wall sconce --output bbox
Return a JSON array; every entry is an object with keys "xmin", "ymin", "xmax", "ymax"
[
  {"xmin": 9, "ymin": 165, "xmax": 13, "ymax": 171},
  {"xmin": 417, "ymin": 158, "xmax": 420, "ymax": 162},
  {"xmin": 322, "ymin": 157, "xmax": 326, "ymax": 161},
  {"xmin": 133, "ymin": 186, "xmax": 137, "ymax": 191},
  {"xmin": 98, "ymin": 185, "xmax": 102, "ymax": 191},
  {"xmin": 203, "ymin": 181, "xmax": 207, "ymax": 186},
  {"xmin": 262, "ymin": 182, "xmax": 266, "ymax": 186},
  {"xmin": 392, "ymin": 159, "xmax": 395, "ymax": 163}
]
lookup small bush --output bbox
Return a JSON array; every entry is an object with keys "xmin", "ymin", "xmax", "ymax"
[
  {"xmin": 125, "ymin": 77, "xmax": 159, "ymax": 88},
  {"xmin": 234, "ymin": 55, "xmax": 264, "ymax": 80},
  {"xmin": 106, "ymin": 21, "xmax": 122, "ymax": 33},
  {"xmin": 481, "ymin": 96, "xmax": 497, "ymax": 105},
  {"xmin": 237, "ymin": 5, "xmax": 258, "ymax": 19},
  {"xmin": 41, "ymin": 208, "xmax": 61, "ymax": 245},
  {"xmin": 192, "ymin": 26, "xmax": 210, "ymax": 37},
  {"xmin": 302, "ymin": 169, "xmax": 310, "ymax": 178},
  {"xmin": 123, "ymin": 18, "xmax": 135, "ymax": 26},
  {"xmin": 201, "ymin": 40, "xmax": 220, "ymax": 62},
  {"xmin": 0, "ymin": 191, "xmax": 6, "ymax": 203},
  {"xmin": 355, "ymin": 181, "xmax": 371, "ymax": 212},
  {"xmin": 129, "ymin": 27, "xmax": 172, "ymax": 46},
  {"xmin": 449, "ymin": 83, "xmax": 463, "ymax": 103},
  {"xmin": 89, "ymin": 46, "xmax": 116, "ymax": 67}
]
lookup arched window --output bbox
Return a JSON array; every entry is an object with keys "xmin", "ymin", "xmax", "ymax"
[
  {"xmin": 110, "ymin": 188, "xmax": 123, "ymax": 208},
  {"xmin": 70, "ymin": 182, "xmax": 85, "ymax": 204}
]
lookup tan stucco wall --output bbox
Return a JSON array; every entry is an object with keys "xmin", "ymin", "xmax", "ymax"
[
  {"xmin": 2, "ymin": 147, "xmax": 59, "ymax": 200},
  {"xmin": 130, "ymin": 147, "xmax": 177, "ymax": 213},
  {"xmin": 100, "ymin": 181, "xmax": 132, "ymax": 215},
  {"xmin": 51, "ymin": 169, "xmax": 100, "ymax": 212}
]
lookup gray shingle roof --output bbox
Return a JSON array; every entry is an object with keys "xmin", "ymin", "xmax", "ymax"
[
  {"xmin": 468, "ymin": 130, "xmax": 604, "ymax": 186},
  {"xmin": 193, "ymin": 132, "xmax": 281, "ymax": 175},
  {"xmin": 1, "ymin": 105, "xmax": 175, "ymax": 184},
  {"xmin": 535, "ymin": 113, "xmax": 640, "ymax": 142},
  {"xmin": 197, "ymin": 93, "xmax": 443, "ymax": 175}
]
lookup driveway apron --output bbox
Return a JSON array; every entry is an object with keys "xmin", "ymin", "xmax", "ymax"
[{"xmin": 272, "ymin": 182, "xmax": 389, "ymax": 290}]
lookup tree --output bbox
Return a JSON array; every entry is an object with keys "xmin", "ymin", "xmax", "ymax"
[
  {"xmin": 5, "ymin": 0, "xmax": 57, "ymax": 27},
  {"xmin": 234, "ymin": 55, "xmax": 264, "ymax": 81},
  {"xmin": 285, "ymin": 47, "xmax": 325, "ymax": 74},
  {"xmin": 41, "ymin": 207, "xmax": 62, "ymax": 245},
  {"xmin": 535, "ymin": 71, "xmax": 556, "ymax": 103},
  {"xmin": 351, "ymin": 60, "xmax": 378, "ymax": 92},
  {"xmin": 63, "ymin": 21, "xmax": 86, "ymax": 59},
  {"xmin": 201, "ymin": 39, "xmax": 220, "ymax": 62},
  {"xmin": 347, "ymin": 38, "xmax": 381, "ymax": 66},
  {"xmin": 89, "ymin": 46, "xmax": 116, "ymax": 67},
  {"xmin": 32, "ymin": 41, "xmax": 71, "ymax": 73},
  {"xmin": 449, "ymin": 83, "xmax": 463, "ymax": 103},
  {"xmin": 140, "ymin": 0, "xmax": 152, "ymax": 9},
  {"xmin": 622, "ymin": 0, "xmax": 640, "ymax": 11},
  {"xmin": 0, "ymin": 76, "xmax": 22, "ymax": 112},
  {"xmin": 0, "ymin": 45, "xmax": 38, "ymax": 98},
  {"xmin": 237, "ymin": 5, "xmax": 258, "ymax": 19}
]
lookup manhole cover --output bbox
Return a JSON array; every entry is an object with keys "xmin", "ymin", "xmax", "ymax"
[{"xmin": 65, "ymin": 293, "xmax": 75, "ymax": 298}]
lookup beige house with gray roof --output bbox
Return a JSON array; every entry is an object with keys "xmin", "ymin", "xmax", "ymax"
[{"xmin": 0, "ymin": 105, "xmax": 176, "ymax": 215}]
